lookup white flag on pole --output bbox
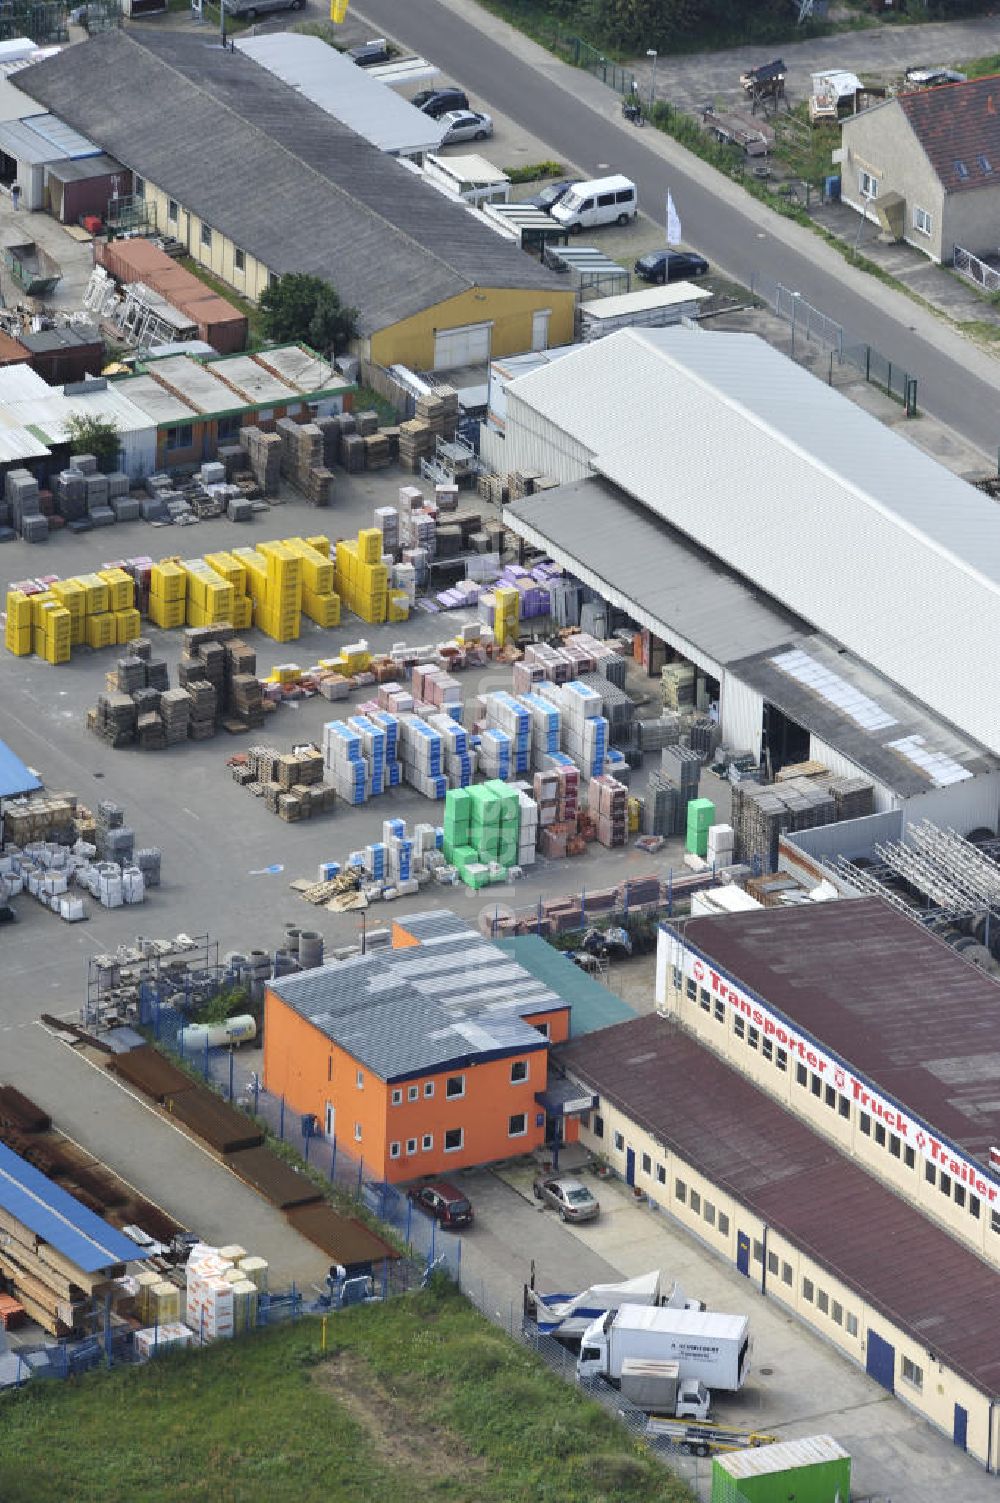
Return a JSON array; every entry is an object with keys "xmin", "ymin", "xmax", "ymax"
[{"xmin": 666, "ymin": 191, "xmax": 682, "ymax": 246}]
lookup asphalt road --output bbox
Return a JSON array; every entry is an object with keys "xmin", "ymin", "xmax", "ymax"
[{"xmin": 354, "ymin": 0, "xmax": 1000, "ymax": 454}]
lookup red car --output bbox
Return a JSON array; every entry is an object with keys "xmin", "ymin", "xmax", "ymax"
[{"xmin": 408, "ymin": 1181, "xmax": 474, "ymax": 1230}]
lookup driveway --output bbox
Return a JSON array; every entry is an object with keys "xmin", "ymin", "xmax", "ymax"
[
  {"xmin": 629, "ymin": 14, "xmax": 1000, "ymax": 115},
  {"xmin": 474, "ymin": 1163, "xmax": 999, "ymax": 1503}
]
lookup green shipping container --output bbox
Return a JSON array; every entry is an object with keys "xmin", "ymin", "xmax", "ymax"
[
  {"xmin": 686, "ymin": 797, "xmax": 715, "ymax": 831},
  {"xmin": 711, "ymin": 1435, "xmax": 850, "ymax": 1503}
]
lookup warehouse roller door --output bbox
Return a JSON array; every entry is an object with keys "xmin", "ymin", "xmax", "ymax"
[{"xmin": 434, "ymin": 320, "xmax": 492, "ymax": 369}]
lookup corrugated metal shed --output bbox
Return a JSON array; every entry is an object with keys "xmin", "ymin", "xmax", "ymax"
[
  {"xmin": 558, "ymin": 1014, "xmax": 1000, "ymax": 1396},
  {"xmin": 682, "ymin": 896, "xmax": 1000, "ymax": 1164},
  {"xmin": 503, "ymin": 326, "xmax": 1000, "ymax": 756},
  {"xmin": 0, "ymin": 111, "xmax": 98, "ymax": 163},
  {"xmin": 0, "ymin": 1140, "xmax": 148, "ymax": 1273},
  {"xmin": 17, "ymin": 33, "xmax": 566, "ymax": 336},
  {"xmin": 717, "ymin": 1434, "xmax": 849, "ymax": 1478},
  {"xmin": 0, "ymin": 738, "xmax": 41, "ymax": 796},
  {"xmin": 268, "ymin": 930, "xmax": 567, "ymax": 1079},
  {"xmin": 44, "ymin": 151, "xmax": 124, "ymax": 184},
  {"xmin": 580, "ymin": 283, "xmax": 711, "ymax": 320},
  {"xmin": 236, "ymin": 33, "xmax": 446, "ymax": 158}
]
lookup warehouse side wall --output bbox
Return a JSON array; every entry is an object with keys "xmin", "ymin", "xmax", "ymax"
[
  {"xmin": 656, "ymin": 938, "xmax": 999, "ymax": 1268},
  {"xmin": 568, "ymin": 1085, "xmax": 998, "ymax": 1468},
  {"xmin": 369, "ymin": 286, "xmax": 576, "ymax": 373}
]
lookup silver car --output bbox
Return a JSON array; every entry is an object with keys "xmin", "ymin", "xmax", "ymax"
[
  {"xmin": 532, "ymin": 1175, "xmax": 600, "ymax": 1223},
  {"xmin": 439, "ymin": 110, "xmax": 494, "ymax": 145}
]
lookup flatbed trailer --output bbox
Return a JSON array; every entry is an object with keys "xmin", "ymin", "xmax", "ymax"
[{"xmin": 645, "ymin": 1416, "xmax": 777, "ymax": 1456}]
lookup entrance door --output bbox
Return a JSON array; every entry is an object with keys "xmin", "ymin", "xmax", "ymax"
[
  {"xmin": 531, "ymin": 308, "xmax": 551, "ymax": 352},
  {"xmin": 953, "ymin": 1404, "xmax": 968, "ymax": 1451},
  {"xmin": 433, "ymin": 320, "xmax": 492, "ymax": 369},
  {"xmin": 625, "ymin": 1147, "xmax": 636, "ymax": 1186},
  {"xmin": 325, "ymin": 1101, "xmax": 335, "ymax": 1138},
  {"xmin": 866, "ymin": 1330, "xmax": 895, "ymax": 1393},
  {"xmin": 736, "ymin": 1231, "xmax": 751, "ymax": 1277}
]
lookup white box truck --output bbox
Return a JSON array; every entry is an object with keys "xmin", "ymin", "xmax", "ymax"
[
  {"xmin": 525, "ymin": 1270, "xmax": 703, "ymax": 1343},
  {"xmin": 619, "ymin": 1358, "xmax": 710, "ymax": 1420},
  {"xmin": 577, "ymin": 1305, "xmax": 752, "ymax": 1391}
]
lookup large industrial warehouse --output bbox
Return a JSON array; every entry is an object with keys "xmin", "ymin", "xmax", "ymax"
[
  {"xmin": 556, "ymin": 1010, "xmax": 1000, "ymax": 1469},
  {"xmin": 495, "ymin": 326, "xmax": 1000, "ymax": 832},
  {"xmin": 656, "ymin": 897, "xmax": 1000, "ymax": 1266}
]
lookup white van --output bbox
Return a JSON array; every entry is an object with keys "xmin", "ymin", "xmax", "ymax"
[{"xmin": 550, "ymin": 174, "xmax": 638, "ymax": 232}]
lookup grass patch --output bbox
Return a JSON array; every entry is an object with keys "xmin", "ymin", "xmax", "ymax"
[
  {"xmin": 352, "ymin": 383, "xmax": 400, "ymax": 426},
  {"xmin": 962, "ymin": 51, "xmax": 1000, "ymax": 79},
  {"xmin": 959, "ymin": 319, "xmax": 1000, "ymax": 344},
  {"xmin": 771, "ymin": 105, "xmax": 840, "ymax": 189},
  {"xmin": 179, "ymin": 258, "xmax": 267, "ymax": 347},
  {"xmin": 0, "ymin": 1287, "xmax": 696, "ymax": 1503},
  {"xmin": 505, "ymin": 160, "xmax": 566, "ymax": 183}
]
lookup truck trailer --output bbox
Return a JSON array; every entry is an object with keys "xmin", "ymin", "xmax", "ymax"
[
  {"xmin": 524, "ymin": 1270, "xmax": 703, "ymax": 1344},
  {"xmin": 577, "ymin": 1305, "xmax": 752, "ymax": 1392}
]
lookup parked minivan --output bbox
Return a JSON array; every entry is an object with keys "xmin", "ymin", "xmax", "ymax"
[{"xmin": 550, "ymin": 174, "xmax": 638, "ymax": 232}]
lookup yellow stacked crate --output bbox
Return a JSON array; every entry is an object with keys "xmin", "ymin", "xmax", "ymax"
[
  {"xmin": 256, "ymin": 541, "xmax": 302, "ymax": 643},
  {"xmin": 34, "ymin": 601, "xmax": 71, "ymax": 664},
  {"xmin": 283, "ymin": 536, "xmax": 340, "ymax": 628},
  {"xmin": 76, "ymin": 573, "xmax": 110, "ymax": 617},
  {"xmin": 306, "ymin": 535, "xmax": 330, "ymax": 557},
  {"xmin": 493, "ymin": 585, "xmax": 520, "ymax": 648},
  {"xmin": 181, "ymin": 560, "xmax": 235, "ymax": 627},
  {"xmin": 388, "ymin": 588, "xmax": 410, "ymax": 623},
  {"xmin": 50, "ymin": 579, "xmax": 87, "ymax": 646},
  {"xmin": 86, "ymin": 612, "xmax": 116, "ymax": 649},
  {"xmin": 115, "ymin": 608, "xmax": 142, "ymax": 644},
  {"xmin": 230, "ymin": 546, "xmax": 269, "ymax": 619},
  {"xmin": 4, "ymin": 589, "xmax": 32, "ymax": 655},
  {"xmin": 334, "ymin": 530, "xmax": 387, "ymax": 623},
  {"xmin": 97, "ymin": 568, "xmax": 135, "ymax": 612},
  {"xmin": 149, "ymin": 559, "xmax": 186, "ymax": 629},
  {"xmin": 204, "ymin": 551, "xmax": 246, "ymax": 595}
]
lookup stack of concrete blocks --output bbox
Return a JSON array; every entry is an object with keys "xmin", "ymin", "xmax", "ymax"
[
  {"xmin": 428, "ymin": 712, "xmax": 474, "ymax": 788},
  {"xmin": 186, "ymin": 1246, "xmax": 238, "ymax": 1342},
  {"xmin": 661, "ymin": 745, "xmax": 701, "ymax": 836},
  {"xmin": 53, "ymin": 467, "xmax": 86, "ymax": 523},
  {"xmin": 398, "ymin": 714, "xmax": 447, "ymax": 799},
  {"xmin": 511, "ymin": 782, "xmax": 538, "ymax": 867},
  {"xmin": 707, "ymin": 822, "xmax": 734, "ymax": 867},
  {"xmin": 380, "ymin": 817, "xmax": 420, "ymax": 896},
  {"xmin": 354, "ymin": 712, "xmax": 402, "ymax": 796},
  {"xmin": 411, "ymin": 664, "xmax": 462, "ymax": 719},
  {"xmin": 94, "ymin": 800, "xmax": 135, "ymax": 866},
  {"xmin": 377, "ymin": 680, "xmax": 414, "ymax": 716},
  {"xmin": 275, "ymin": 417, "xmax": 335, "ymax": 506},
  {"xmin": 240, "ymin": 426, "xmax": 282, "ymax": 497},
  {"xmin": 7, "ymin": 468, "xmax": 47, "ymax": 542},
  {"xmin": 83, "ymin": 470, "xmax": 115, "ymax": 528},
  {"xmin": 323, "ymin": 719, "xmax": 368, "ymax": 805},
  {"xmin": 482, "ymin": 692, "xmax": 530, "ymax": 777},
  {"xmin": 479, "ymin": 726, "xmax": 511, "ymax": 781},
  {"xmin": 391, "ymin": 560, "xmax": 417, "ymax": 605},
  {"xmin": 107, "ymin": 469, "xmax": 139, "ymax": 521},
  {"xmin": 374, "ymin": 505, "xmax": 399, "ymax": 555},
  {"xmin": 398, "ymin": 487, "xmax": 437, "ymax": 556},
  {"xmin": 591, "ymin": 772, "xmax": 629, "ymax": 848},
  {"xmin": 519, "ymin": 691, "xmax": 562, "ymax": 769}
]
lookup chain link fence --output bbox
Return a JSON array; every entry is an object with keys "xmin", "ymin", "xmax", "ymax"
[
  {"xmin": 751, "ymin": 272, "xmax": 917, "ymax": 414},
  {"xmin": 459, "ymin": 1272, "xmax": 711, "ymax": 1493}
]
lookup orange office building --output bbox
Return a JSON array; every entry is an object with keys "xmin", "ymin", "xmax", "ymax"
[{"xmin": 264, "ymin": 911, "xmax": 571, "ymax": 1184}]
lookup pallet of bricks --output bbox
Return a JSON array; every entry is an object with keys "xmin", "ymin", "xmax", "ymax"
[
  {"xmin": 731, "ymin": 769, "xmax": 873, "ymax": 872},
  {"xmin": 90, "ymin": 638, "xmax": 169, "ymax": 748},
  {"xmin": 275, "ymin": 416, "xmax": 336, "ymax": 506},
  {"xmin": 532, "ymin": 766, "xmax": 580, "ymax": 859},
  {"xmin": 233, "ymin": 743, "xmax": 333, "ymax": 822}
]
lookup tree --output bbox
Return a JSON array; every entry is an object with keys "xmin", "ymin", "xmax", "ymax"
[
  {"xmin": 65, "ymin": 412, "xmax": 120, "ymax": 473},
  {"xmin": 258, "ymin": 273, "xmax": 357, "ymax": 357}
]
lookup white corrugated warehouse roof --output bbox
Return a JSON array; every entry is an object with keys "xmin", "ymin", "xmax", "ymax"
[
  {"xmin": 236, "ymin": 34, "xmax": 446, "ymax": 157},
  {"xmin": 506, "ymin": 327, "xmax": 1000, "ymax": 756}
]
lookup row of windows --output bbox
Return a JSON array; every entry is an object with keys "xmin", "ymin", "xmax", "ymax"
[
  {"xmin": 679, "ymin": 974, "xmax": 994, "ymax": 1237},
  {"xmin": 800, "ymin": 1273, "xmax": 860, "ymax": 1339},
  {"xmin": 389, "ymin": 1127, "xmax": 464, "ymax": 1159},
  {"xmin": 675, "ymin": 1178, "xmax": 732, "ymax": 1239},
  {"xmin": 388, "ymin": 1072, "xmax": 470, "ymax": 1106}
]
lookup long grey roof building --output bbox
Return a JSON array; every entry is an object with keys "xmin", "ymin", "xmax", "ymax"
[{"xmin": 17, "ymin": 32, "xmax": 565, "ymax": 337}]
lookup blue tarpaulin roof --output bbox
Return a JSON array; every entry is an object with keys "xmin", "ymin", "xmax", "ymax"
[
  {"xmin": 0, "ymin": 1141, "xmax": 148, "ymax": 1273},
  {"xmin": 0, "ymin": 740, "xmax": 41, "ymax": 798}
]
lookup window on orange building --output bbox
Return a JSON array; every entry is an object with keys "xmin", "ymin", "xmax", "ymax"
[
  {"xmin": 391, "ymin": 1089, "xmax": 402, "ymax": 1106},
  {"xmin": 422, "ymin": 1133, "xmax": 433, "ymax": 1151},
  {"xmin": 445, "ymin": 1127, "xmax": 464, "ymax": 1152},
  {"xmin": 508, "ymin": 1113, "xmax": 527, "ymax": 1137},
  {"xmin": 390, "ymin": 1142, "xmax": 400, "ymax": 1159},
  {"xmin": 354, "ymin": 1123, "xmax": 362, "ymax": 1142},
  {"xmin": 446, "ymin": 1075, "xmax": 465, "ymax": 1100},
  {"xmin": 510, "ymin": 1060, "xmax": 528, "ymax": 1084},
  {"xmin": 406, "ymin": 1138, "xmax": 417, "ymax": 1155},
  {"xmin": 356, "ymin": 1070, "xmax": 364, "ymax": 1090},
  {"xmin": 424, "ymin": 1082, "xmax": 435, "ymax": 1098},
  {"xmin": 534, "ymin": 1022, "xmax": 549, "ymax": 1038},
  {"xmin": 408, "ymin": 1085, "xmax": 419, "ymax": 1102}
]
